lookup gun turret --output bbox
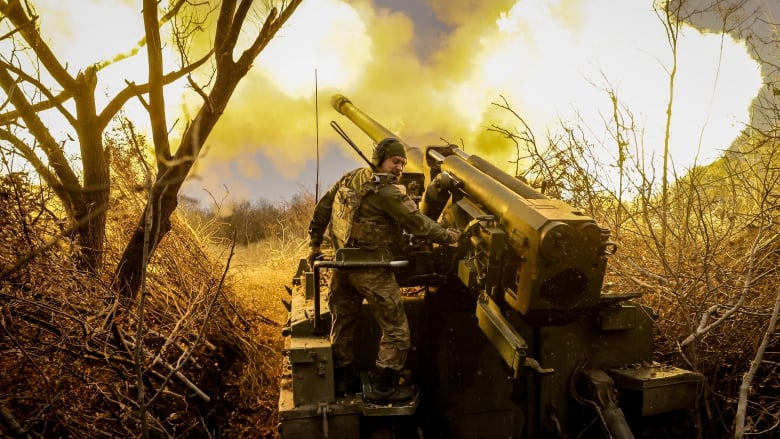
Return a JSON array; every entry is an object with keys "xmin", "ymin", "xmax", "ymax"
[{"xmin": 437, "ymin": 147, "xmax": 615, "ymax": 324}]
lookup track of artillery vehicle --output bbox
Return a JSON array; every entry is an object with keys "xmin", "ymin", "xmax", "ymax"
[{"xmin": 277, "ymin": 94, "xmax": 703, "ymax": 438}]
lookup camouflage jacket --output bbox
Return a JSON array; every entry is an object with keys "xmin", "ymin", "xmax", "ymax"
[{"xmin": 308, "ymin": 167, "xmax": 454, "ymax": 252}]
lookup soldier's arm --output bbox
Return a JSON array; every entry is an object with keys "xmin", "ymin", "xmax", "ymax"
[
  {"xmin": 308, "ymin": 182, "xmax": 339, "ymax": 248},
  {"xmin": 379, "ymin": 186, "xmax": 455, "ymax": 244}
]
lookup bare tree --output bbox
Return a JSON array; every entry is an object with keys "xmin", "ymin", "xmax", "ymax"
[
  {"xmin": 113, "ymin": 0, "xmax": 302, "ymax": 298},
  {"xmin": 1, "ymin": 0, "xmax": 114, "ymax": 272},
  {"xmin": 0, "ymin": 0, "xmax": 302, "ymax": 297}
]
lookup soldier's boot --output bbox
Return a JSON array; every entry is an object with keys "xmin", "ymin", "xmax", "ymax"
[{"xmin": 365, "ymin": 367, "xmax": 414, "ymax": 404}]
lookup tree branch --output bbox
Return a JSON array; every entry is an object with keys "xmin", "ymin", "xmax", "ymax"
[
  {"xmin": 143, "ymin": 0, "xmax": 172, "ymax": 173},
  {"xmin": 734, "ymin": 284, "xmax": 780, "ymax": 438},
  {"xmin": 0, "ymin": 0, "xmax": 77, "ymax": 90},
  {"xmin": 97, "ymin": 52, "xmax": 212, "ymax": 129},
  {"xmin": 0, "ymin": 60, "xmax": 74, "ymax": 125},
  {"xmin": 0, "ymin": 66, "xmax": 81, "ymax": 200}
]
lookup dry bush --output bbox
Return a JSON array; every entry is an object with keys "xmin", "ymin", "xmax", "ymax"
[
  {"xmin": 176, "ymin": 188, "xmax": 315, "ymax": 438},
  {"xmin": 185, "ymin": 189, "xmax": 315, "ymax": 250},
  {"xmin": 0, "ymin": 146, "xmax": 288, "ymax": 437},
  {"xmin": 602, "ymin": 148, "xmax": 778, "ymax": 437},
  {"xmin": 488, "ymin": 98, "xmax": 779, "ymax": 437}
]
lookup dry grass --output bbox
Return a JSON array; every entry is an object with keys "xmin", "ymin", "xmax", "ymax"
[
  {"xmin": 220, "ymin": 239, "xmax": 308, "ymax": 326},
  {"xmin": 201, "ymin": 231, "xmax": 309, "ymax": 438},
  {"xmin": 0, "ymin": 170, "xmax": 309, "ymax": 438}
]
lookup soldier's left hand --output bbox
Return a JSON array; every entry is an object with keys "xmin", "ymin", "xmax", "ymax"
[{"xmin": 307, "ymin": 247, "xmax": 324, "ymax": 268}]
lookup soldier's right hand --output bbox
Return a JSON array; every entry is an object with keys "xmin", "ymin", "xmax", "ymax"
[
  {"xmin": 446, "ymin": 228, "xmax": 461, "ymax": 245},
  {"xmin": 307, "ymin": 247, "xmax": 324, "ymax": 268}
]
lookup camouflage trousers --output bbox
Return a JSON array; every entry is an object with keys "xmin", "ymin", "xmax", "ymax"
[{"xmin": 328, "ymin": 267, "xmax": 410, "ymax": 371}]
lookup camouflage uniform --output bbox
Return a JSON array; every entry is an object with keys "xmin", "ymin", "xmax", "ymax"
[
  {"xmin": 308, "ymin": 151, "xmax": 456, "ymax": 372},
  {"xmin": 329, "ymin": 267, "xmax": 408, "ymax": 370}
]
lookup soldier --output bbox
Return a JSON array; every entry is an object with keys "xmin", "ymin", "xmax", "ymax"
[{"xmin": 307, "ymin": 137, "xmax": 459, "ymax": 403}]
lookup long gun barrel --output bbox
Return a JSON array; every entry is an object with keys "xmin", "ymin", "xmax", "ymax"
[
  {"xmin": 331, "ymin": 94, "xmax": 424, "ymax": 174},
  {"xmin": 447, "ymin": 148, "xmax": 548, "ymax": 200}
]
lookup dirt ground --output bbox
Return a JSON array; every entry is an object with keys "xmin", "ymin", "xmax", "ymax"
[{"xmin": 217, "ymin": 242, "xmax": 305, "ymax": 438}]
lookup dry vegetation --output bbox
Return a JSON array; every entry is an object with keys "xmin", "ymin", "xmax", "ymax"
[
  {"xmin": 1, "ymin": 112, "xmax": 778, "ymax": 438},
  {"xmin": 2, "ymin": 132, "xmax": 778, "ymax": 437},
  {"xmin": 0, "ymin": 164, "xmax": 310, "ymax": 438}
]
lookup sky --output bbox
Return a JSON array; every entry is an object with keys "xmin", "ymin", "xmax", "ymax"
[{"xmin": 7, "ymin": 0, "xmax": 769, "ymax": 206}]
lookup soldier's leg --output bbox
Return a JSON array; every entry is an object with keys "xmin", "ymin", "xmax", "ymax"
[
  {"xmin": 351, "ymin": 268, "xmax": 414, "ymax": 402},
  {"xmin": 350, "ymin": 268, "xmax": 410, "ymax": 371},
  {"xmin": 328, "ymin": 269, "xmax": 362, "ymax": 368}
]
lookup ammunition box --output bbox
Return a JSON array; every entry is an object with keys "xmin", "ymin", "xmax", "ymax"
[{"xmin": 609, "ymin": 365, "xmax": 703, "ymax": 416}]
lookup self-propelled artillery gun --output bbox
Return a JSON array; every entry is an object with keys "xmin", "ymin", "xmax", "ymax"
[{"xmin": 277, "ymin": 94, "xmax": 703, "ymax": 438}]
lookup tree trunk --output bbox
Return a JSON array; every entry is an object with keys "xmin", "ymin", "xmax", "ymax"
[
  {"xmin": 114, "ymin": 96, "xmax": 227, "ymax": 298},
  {"xmin": 73, "ymin": 68, "xmax": 110, "ymax": 272},
  {"xmin": 114, "ymin": 178, "xmax": 180, "ymax": 299},
  {"xmin": 114, "ymin": 0, "xmax": 303, "ymax": 299}
]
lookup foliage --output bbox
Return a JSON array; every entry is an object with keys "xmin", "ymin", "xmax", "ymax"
[{"xmin": 182, "ymin": 191, "xmax": 314, "ymax": 247}]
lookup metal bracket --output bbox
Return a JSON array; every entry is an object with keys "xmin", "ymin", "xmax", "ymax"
[
  {"xmin": 572, "ymin": 368, "xmax": 635, "ymax": 439},
  {"xmin": 317, "ymin": 402, "xmax": 331, "ymax": 437}
]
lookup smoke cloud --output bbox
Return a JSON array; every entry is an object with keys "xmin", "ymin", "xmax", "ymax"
[
  {"xmin": 17, "ymin": 0, "xmax": 764, "ymax": 202},
  {"xmin": 202, "ymin": 0, "xmax": 762, "ymax": 201}
]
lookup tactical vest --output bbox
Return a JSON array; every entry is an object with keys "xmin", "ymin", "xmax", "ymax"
[{"xmin": 330, "ymin": 172, "xmax": 401, "ymax": 250}]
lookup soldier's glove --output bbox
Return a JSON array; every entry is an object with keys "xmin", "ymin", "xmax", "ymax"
[
  {"xmin": 446, "ymin": 228, "xmax": 461, "ymax": 245},
  {"xmin": 307, "ymin": 246, "xmax": 324, "ymax": 268}
]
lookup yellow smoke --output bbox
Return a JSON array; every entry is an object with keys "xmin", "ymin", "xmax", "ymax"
[
  {"xmin": 13, "ymin": 0, "xmax": 763, "ymax": 200},
  {"xmin": 205, "ymin": 0, "xmax": 761, "ymax": 198}
]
